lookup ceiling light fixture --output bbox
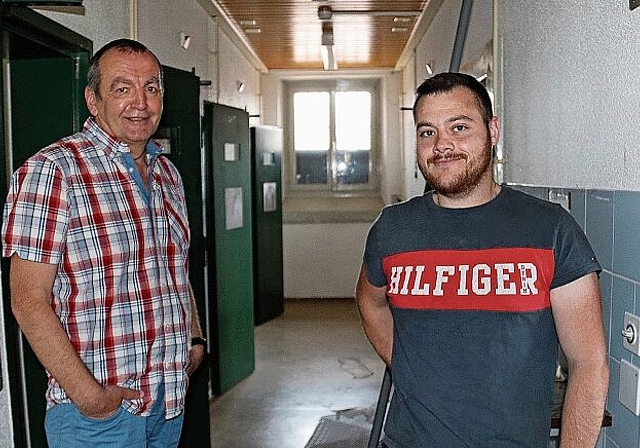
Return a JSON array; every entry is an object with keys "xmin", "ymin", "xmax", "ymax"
[
  {"xmin": 318, "ymin": 5, "xmax": 332, "ymax": 20},
  {"xmin": 317, "ymin": 5, "xmax": 421, "ymax": 20},
  {"xmin": 321, "ymin": 22, "xmax": 337, "ymax": 70}
]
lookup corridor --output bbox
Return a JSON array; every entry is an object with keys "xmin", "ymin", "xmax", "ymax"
[{"xmin": 210, "ymin": 298, "xmax": 385, "ymax": 447}]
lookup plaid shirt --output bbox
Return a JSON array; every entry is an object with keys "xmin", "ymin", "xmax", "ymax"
[{"xmin": 2, "ymin": 117, "xmax": 192, "ymax": 418}]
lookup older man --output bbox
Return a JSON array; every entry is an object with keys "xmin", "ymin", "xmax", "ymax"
[{"xmin": 2, "ymin": 39, "xmax": 204, "ymax": 447}]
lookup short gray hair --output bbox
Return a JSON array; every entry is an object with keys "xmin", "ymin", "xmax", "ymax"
[{"xmin": 87, "ymin": 38, "xmax": 163, "ymax": 99}]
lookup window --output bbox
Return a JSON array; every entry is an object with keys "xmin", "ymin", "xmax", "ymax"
[{"xmin": 285, "ymin": 79, "xmax": 380, "ymax": 196}]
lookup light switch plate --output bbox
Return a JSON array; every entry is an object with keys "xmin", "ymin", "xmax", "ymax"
[
  {"xmin": 620, "ymin": 359, "xmax": 640, "ymax": 415},
  {"xmin": 548, "ymin": 190, "xmax": 570, "ymax": 211},
  {"xmin": 623, "ymin": 312, "xmax": 640, "ymax": 355}
]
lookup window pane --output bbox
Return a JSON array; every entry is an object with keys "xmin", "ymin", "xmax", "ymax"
[
  {"xmin": 335, "ymin": 150, "xmax": 369, "ymax": 184},
  {"xmin": 335, "ymin": 92, "xmax": 370, "ymax": 184},
  {"xmin": 296, "ymin": 152, "xmax": 327, "ymax": 184},
  {"xmin": 335, "ymin": 92, "xmax": 371, "ymax": 151},
  {"xmin": 294, "ymin": 92, "xmax": 329, "ymax": 184}
]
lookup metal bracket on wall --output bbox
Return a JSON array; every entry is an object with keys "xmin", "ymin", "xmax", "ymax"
[{"xmin": 631, "ymin": 0, "xmax": 640, "ymax": 10}]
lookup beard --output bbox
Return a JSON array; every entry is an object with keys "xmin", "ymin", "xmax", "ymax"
[{"xmin": 419, "ymin": 140, "xmax": 493, "ymax": 198}]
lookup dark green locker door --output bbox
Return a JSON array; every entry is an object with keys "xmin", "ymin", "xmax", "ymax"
[
  {"xmin": 203, "ymin": 102, "xmax": 255, "ymax": 394},
  {"xmin": 251, "ymin": 126, "xmax": 284, "ymax": 325},
  {"xmin": 0, "ymin": 7, "xmax": 91, "ymax": 447},
  {"xmin": 155, "ymin": 66, "xmax": 210, "ymax": 448}
]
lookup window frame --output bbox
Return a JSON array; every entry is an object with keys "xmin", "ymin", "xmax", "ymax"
[{"xmin": 283, "ymin": 78, "xmax": 381, "ymax": 198}]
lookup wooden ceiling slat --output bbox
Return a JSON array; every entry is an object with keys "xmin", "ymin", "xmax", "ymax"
[{"xmin": 215, "ymin": 0, "xmax": 427, "ymax": 70}]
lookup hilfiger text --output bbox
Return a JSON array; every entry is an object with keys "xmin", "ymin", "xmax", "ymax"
[{"xmin": 382, "ymin": 247, "xmax": 555, "ymax": 312}]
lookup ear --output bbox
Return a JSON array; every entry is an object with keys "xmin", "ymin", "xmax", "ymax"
[
  {"xmin": 488, "ymin": 116, "xmax": 501, "ymax": 147},
  {"xmin": 84, "ymin": 86, "xmax": 98, "ymax": 117}
]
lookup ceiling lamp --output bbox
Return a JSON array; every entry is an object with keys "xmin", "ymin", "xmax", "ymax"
[
  {"xmin": 318, "ymin": 5, "xmax": 332, "ymax": 20},
  {"xmin": 317, "ymin": 5, "xmax": 421, "ymax": 19},
  {"xmin": 321, "ymin": 22, "xmax": 337, "ymax": 70}
]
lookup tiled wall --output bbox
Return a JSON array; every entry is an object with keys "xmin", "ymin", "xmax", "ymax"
[{"xmin": 515, "ymin": 185, "xmax": 640, "ymax": 448}]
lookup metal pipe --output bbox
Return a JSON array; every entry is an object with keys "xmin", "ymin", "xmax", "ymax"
[
  {"xmin": 129, "ymin": 0, "xmax": 138, "ymax": 41},
  {"xmin": 368, "ymin": 368, "xmax": 393, "ymax": 448},
  {"xmin": 449, "ymin": 0, "xmax": 473, "ymax": 72}
]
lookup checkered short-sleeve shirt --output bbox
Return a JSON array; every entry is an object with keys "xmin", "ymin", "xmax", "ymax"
[{"xmin": 2, "ymin": 118, "xmax": 192, "ymax": 418}]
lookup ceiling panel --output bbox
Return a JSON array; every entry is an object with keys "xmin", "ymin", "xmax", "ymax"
[{"xmin": 214, "ymin": 0, "xmax": 428, "ymax": 70}]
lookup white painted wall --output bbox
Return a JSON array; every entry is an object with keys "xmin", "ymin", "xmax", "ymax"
[
  {"xmin": 498, "ymin": 0, "xmax": 640, "ymax": 191},
  {"xmin": 283, "ymin": 223, "xmax": 372, "ymax": 298},
  {"xmin": 35, "ymin": 1, "xmax": 130, "ymax": 50},
  {"xmin": 37, "ymin": 0, "xmax": 260, "ymax": 115}
]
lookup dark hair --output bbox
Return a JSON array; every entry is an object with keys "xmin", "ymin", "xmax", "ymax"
[
  {"xmin": 413, "ymin": 72, "xmax": 493, "ymax": 123},
  {"xmin": 87, "ymin": 38, "xmax": 163, "ymax": 99}
]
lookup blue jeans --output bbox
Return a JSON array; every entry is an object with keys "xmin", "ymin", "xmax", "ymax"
[{"xmin": 44, "ymin": 387, "xmax": 184, "ymax": 448}]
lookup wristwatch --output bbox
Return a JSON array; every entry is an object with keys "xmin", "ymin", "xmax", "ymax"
[{"xmin": 191, "ymin": 336, "xmax": 207, "ymax": 347}]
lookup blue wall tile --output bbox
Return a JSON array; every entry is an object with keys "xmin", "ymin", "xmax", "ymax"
[
  {"xmin": 635, "ymin": 286, "xmax": 640, "ymax": 368},
  {"xmin": 614, "ymin": 191, "xmax": 640, "ymax": 283},
  {"xmin": 600, "ymin": 272, "xmax": 613, "ymax": 353},
  {"xmin": 568, "ymin": 189, "xmax": 586, "ymax": 231},
  {"xmin": 606, "ymin": 359, "xmax": 640, "ymax": 448},
  {"xmin": 611, "ymin": 276, "xmax": 635, "ymax": 363},
  {"xmin": 492, "ymin": 184, "xmax": 640, "ymax": 448},
  {"xmin": 586, "ymin": 190, "xmax": 614, "ymax": 271}
]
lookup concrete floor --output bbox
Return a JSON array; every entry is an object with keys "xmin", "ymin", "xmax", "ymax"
[{"xmin": 210, "ymin": 298, "xmax": 385, "ymax": 448}]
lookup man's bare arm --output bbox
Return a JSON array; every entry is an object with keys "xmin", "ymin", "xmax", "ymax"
[
  {"xmin": 10, "ymin": 254, "xmax": 140, "ymax": 417},
  {"xmin": 551, "ymin": 272, "xmax": 609, "ymax": 448},
  {"xmin": 355, "ymin": 265, "xmax": 393, "ymax": 366},
  {"xmin": 186, "ymin": 283, "xmax": 204, "ymax": 376}
]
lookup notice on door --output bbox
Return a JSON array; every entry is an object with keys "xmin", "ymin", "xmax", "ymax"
[
  {"xmin": 225, "ymin": 187, "xmax": 244, "ymax": 230},
  {"xmin": 263, "ymin": 182, "xmax": 277, "ymax": 213}
]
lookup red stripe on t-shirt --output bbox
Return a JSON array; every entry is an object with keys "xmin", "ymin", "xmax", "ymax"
[{"xmin": 382, "ymin": 247, "xmax": 554, "ymax": 312}]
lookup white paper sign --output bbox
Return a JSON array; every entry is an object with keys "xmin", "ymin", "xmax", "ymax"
[
  {"xmin": 263, "ymin": 182, "xmax": 277, "ymax": 213},
  {"xmin": 225, "ymin": 187, "xmax": 243, "ymax": 230}
]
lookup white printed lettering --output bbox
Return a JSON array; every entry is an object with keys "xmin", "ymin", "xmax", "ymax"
[
  {"xmin": 518, "ymin": 263, "xmax": 539, "ymax": 295},
  {"xmin": 472, "ymin": 264, "xmax": 491, "ymax": 295},
  {"xmin": 457, "ymin": 265, "xmax": 470, "ymax": 295},
  {"xmin": 410, "ymin": 265, "xmax": 430, "ymax": 295},
  {"xmin": 388, "ymin": 266, "xmax": 403, "ymax": 294},
  {"xmin": 433, "ymin": 266, "xmax": 455, "ymax": 296},
  {"xmin": 495, "ymin": 263, "xmax": 516, "ymax": 295}
]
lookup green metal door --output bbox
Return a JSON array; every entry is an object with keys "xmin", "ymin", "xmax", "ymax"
[
  {"xmin": 0, "ymin": 6, "xmax": 91, "ymax": 447},
  {"xmin": 251, "ymin": 126, "xmax": 284, "ymax": 325},
  {"xmin": 155, "ymin": 66, "xmax": 210, "ymax": 448},
  {"xmin": 203, "ymin": 102, "xmax": 255, "ymax": 394}
]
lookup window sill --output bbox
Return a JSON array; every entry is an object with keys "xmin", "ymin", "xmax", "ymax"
[{"xmin": 283, "ymin": 196, "xmax": 384, "ymax": 224}]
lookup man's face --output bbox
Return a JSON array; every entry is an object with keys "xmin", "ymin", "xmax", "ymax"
[
  {"xmin": 85, "ymin": 48, "xmax": 163, "ymax": 150},
  {"xmin": 414, "ymin": 87, "xmax": 499, "ymax": 198}
]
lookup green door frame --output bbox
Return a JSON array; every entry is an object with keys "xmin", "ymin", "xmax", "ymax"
[{"xmin": 0, "ymin": 6, "xmax": 91, "ymax": 447}]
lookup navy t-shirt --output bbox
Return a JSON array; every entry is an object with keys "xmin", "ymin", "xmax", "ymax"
[{"xmin": 363, "ymin": 187, "xmax": 600, "ymax": 448}]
